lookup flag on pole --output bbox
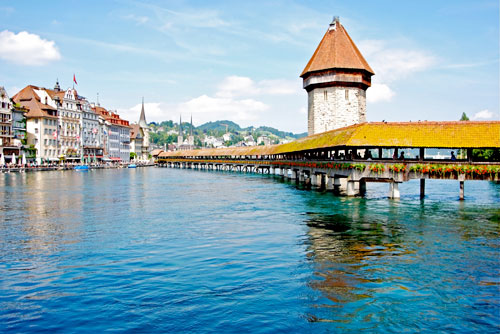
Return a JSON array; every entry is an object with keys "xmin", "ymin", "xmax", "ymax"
[
  {"xmin": 73, "ymin": 74, "xmax": 78, "ymax": 85},
  {"xmin": 53, "ymin": 130, "xmax": 58, "ymax": 139}
]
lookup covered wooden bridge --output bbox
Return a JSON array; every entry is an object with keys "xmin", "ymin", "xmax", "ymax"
[{"xmin": 156, "ymin": 121, "xmax": 500, "ymax": 199}]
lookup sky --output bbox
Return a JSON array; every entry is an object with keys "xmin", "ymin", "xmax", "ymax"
[{"xmin": 0, "ymin": 0, "xmax": 498, "ymax": 133}]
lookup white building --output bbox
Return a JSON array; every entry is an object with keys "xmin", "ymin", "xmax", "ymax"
[{"xmin": 13, "ymin": 85, "xmax": 60, "ymax": 162}]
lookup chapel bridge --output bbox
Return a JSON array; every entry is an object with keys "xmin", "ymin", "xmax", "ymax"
[{"xmin": 156, "ymin": 121, "xmax": 500, "ymax": 199}]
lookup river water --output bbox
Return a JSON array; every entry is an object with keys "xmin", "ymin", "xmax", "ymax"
[{"xmin": 0, "ymin": 168, "xmax": 498, "ymax": 333}]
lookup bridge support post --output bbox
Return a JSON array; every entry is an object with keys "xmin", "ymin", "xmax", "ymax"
[
  {"xmin": 459, "ymin": 181, "xmax": 464, "ymax": 200},
  {"xmin": 333, "ymin": 177, "xmax": 341, "ymax": 194},
  {"xmin": 311, "ymin": 172, "xmax": 318, "ymax": 187},
  {"xmin": 290, "ymin": 170, "xmax": 297, "ymax": 180},
  {"xmin": 388, "ymin": 182, "xmax": 400, "ymax": 199},
  {"xmin": 346, "ymin": 180, "xmax": 357, "ymax": 196},
  {"xmin": 304, "ymin": 172, "xmax": 311, "ymax": 187},
  {"xmin": 298, "ymin": 170, "xmax": 305, "ymax": 183},
  {"xmin": 319, "ymin": 174, "xmax": 326, "ymax": 190},
  {"xmin": 326, "ymin": 175, "xmax": 333, "ymax": 190},
  {"xmin": 359, "ymin": 179, "xmax": 366, "ymax": 196},
  {"xmin": 420, "ymin": 179, "xmax": 425, "ymax": 199}
]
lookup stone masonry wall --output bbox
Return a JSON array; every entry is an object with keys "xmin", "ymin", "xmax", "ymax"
[{"xmin": 308, "ymin": 86, "xmax": 366, "ymax": 135}]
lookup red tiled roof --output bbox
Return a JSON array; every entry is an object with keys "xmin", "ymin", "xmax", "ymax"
[
  {"xmin": 12, "ymin": 85, "xmax": 58, "ymax": 118},
  {"xmin": 301, "ymin": 18, "xmax": 374, "ymax": 77}
]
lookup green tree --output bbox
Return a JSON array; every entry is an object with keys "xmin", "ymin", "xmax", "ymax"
[{"xmin": 460, "ymin": 112, "xmax": 469, "ymax": 121}]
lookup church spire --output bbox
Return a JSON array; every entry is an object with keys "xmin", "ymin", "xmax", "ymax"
[
  {"xmin": 54, "ymin": 79, "xmax": 61, "ymax": 92},
  {"xmin": 190, "ymin": 114, "xmax": 193, "ymax": 137},
  {"xmin": 139, "ymin": 97, "xmax": 147, "ymax": 128}
]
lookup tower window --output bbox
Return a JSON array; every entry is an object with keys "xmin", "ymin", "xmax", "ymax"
[
  {"xmin": 324, "ymin": 90, "xmax": 328, "ymax": 100},
  {"xmin": 345, "ymin": 89, "xmax": 349, "ymax": 100}
]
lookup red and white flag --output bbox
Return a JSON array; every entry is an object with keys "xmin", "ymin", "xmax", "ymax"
[
  {"xmin": 92, "ymin": 128, "xmax": 98, "ymax": 134},
  {"xmin": 76, "ymin": 135, "xmax": 80, "ymax": 140},
  {"xmin": 52, "ymin": 131, "xmax": 58, "ymax": 139},
  {"xmin": 73, "ymin": 74, "xmax": 78, "ymax": 85}
]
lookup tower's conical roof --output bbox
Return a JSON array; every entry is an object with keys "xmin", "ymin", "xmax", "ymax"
[
  {"xmin": 301, "ymin": 17, "xmax": 374, "ymax": 77},
  {"xmin": 139, "ymin": 97, "xmax": 147, "ymax": 128}
]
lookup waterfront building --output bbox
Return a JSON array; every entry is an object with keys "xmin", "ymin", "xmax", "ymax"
[
  {"xmin": 130, "ymin": 123, "xmax": 144, "ymax": 160},
  {"xmin": 301, "ymin": 17, "xmax": 374, "ymax": 135},
  {"xmin": 81, "ymin": 99, "xmax": 102, "ymax": 160},
  {"xmin": 54, "ymin": 85, "xmax": 84, "ymax": 161},
  {"xmin": 0, "ymin": 87, "xmax": 27, "ymax": 163},
  {"xmin": 94, "ymin": 106, "xmax": 130, "ymax": 163},
  {"xmin": 12, "ymin": 85, "xmax": 59, "ymax": 163}
]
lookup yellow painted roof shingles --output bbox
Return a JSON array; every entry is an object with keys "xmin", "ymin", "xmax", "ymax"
[{"xmin": 158, "ymin": 121, "xmax": 500, "ymax": 158}]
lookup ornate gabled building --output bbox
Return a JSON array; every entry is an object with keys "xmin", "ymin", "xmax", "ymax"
[{"xmin": 301, "ymin": 17, "xmax": 374, "ymax": 135}]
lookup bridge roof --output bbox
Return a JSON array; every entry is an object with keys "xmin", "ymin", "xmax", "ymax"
[{"xmin": 158, "ymin": 121, "xmax": 500, "ymax": 158}]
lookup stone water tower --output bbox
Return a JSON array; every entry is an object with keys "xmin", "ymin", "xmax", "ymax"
[{"xmin": 301, "ymin": 17, "xmax": 374, "ymax": 135}]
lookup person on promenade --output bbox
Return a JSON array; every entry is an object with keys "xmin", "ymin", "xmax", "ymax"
[
  {"xmin": 451, "ymin": 151, "xmax": 456, "ymax": 161},
  {"xmin": 399, "ymin": 152, "xmax": 405, "ymax": 160}
]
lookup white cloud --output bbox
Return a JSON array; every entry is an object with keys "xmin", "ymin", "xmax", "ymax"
[
  {"xmin": 359, "ymin": 39, "xmax": 435, "ymax": 104},
  {"xmin": 181, "ymin": 95, "xmax": 268, "ymax": 123},
  {"xmin": 472, "ymin": 109, "xmax": 494, "ymax": 120},
  {"xmin": 120, "ymin": 75, "xmax": 303, "ymax": 130},
  {"xmin": 216, "ymin": 76, "xmax": 259, "ymax": 98},
  {"xmin": 216, "ymin": 75, "xmax": 301, "ymax": 98},
  {"xmin": 359, "ymin": 40, "xmax": 435, "ymax": 83},
  {"xmin": 367, "ymin": 83, "xmax": 395, "ymax": 103},
  {"xmin": 0, "ymin": 30, "xmax": 61, "ymax": 65},
  {"xmin": 120, "ymin": 97, "xmax": 268, "ymax": 127}
]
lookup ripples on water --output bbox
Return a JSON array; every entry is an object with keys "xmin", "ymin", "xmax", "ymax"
[{"xmin": 0, "ymin": 168, "xmax": 498, "ymax": 333}]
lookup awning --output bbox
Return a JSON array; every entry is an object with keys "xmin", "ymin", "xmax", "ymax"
[{"xmin": 110, "ymin": 157, "xmax": 121, "ymax": 161}]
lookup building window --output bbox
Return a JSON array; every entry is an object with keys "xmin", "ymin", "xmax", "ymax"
[
  {"xmin": 345, "ymin": 89, "xmax": 349, "ymax": 100},
  {"xmin": 35, "ymin": 128, "xmax": 38, "ymax": 134},
  {"xmin": 324, "ymin": 90, "xmax": 327, "ymax": 100}
]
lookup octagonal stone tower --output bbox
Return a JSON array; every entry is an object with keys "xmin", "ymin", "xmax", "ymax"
[{"xmin": 301, "ymin": 17, "xmax": 374, "ymax": 136}]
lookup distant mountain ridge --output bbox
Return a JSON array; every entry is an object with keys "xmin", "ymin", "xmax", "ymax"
[
  {"xmin": 148, "ymin": 119, "xmax": 307, "ymax": 148},
  {"xmin": 195, "ymin": 120, "xmax": 307, "ymax": 139}
]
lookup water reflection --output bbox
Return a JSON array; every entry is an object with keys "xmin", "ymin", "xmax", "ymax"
[{"xmin": 300, "ymin": 185, "xmax": 499, "ymax": 330}]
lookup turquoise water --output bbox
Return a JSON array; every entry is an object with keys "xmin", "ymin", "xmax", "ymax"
[{"xmin": 0, "ymin": 168, "xmax": 499, "ymax": 333}]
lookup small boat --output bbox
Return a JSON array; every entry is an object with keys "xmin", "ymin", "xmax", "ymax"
[
  {"xmin": 128, "ymin": 164, "xmax": 137, "ymax": 168},
  {"xmin": 74, "ymin": 165, "xmax": 89, "ymax": 171}
]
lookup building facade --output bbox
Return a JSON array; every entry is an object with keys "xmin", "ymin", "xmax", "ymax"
[
  {"xmin": 94, "ymin": 106, "xmax": 130, "ymax": 163},
  {"xmin": 13, "ymin": 85, "xmax": 60, "ymax": 162},
  {"xmin": 301, "ymin": 17, "xmax": 374, "ymax": 135},
  {"xmin": 0, "ymin": 87, "xmax": 27, "ymax": 163}
]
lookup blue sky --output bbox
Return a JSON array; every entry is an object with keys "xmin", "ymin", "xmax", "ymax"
[{"xmin": 0, "ymin": 0, "xmax": 498, "ymax": 133}]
